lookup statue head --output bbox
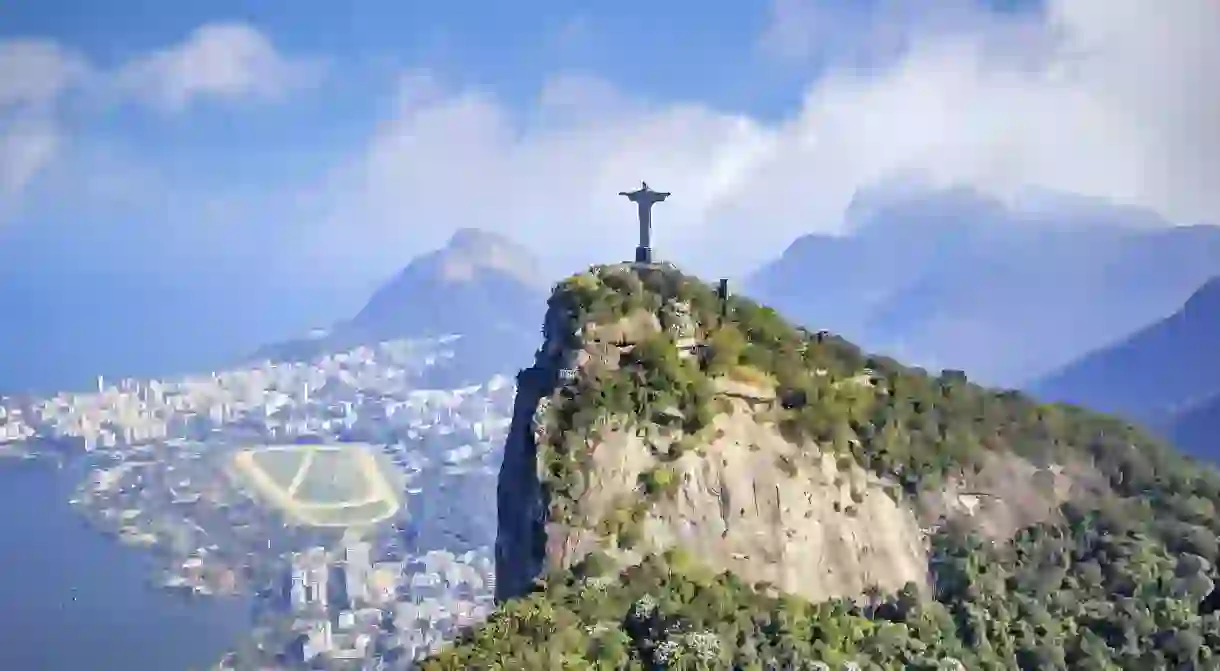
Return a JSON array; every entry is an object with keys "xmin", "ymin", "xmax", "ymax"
[{"xmin": 641, "ymin": 181, "xmax": 649, "ymax": 190}]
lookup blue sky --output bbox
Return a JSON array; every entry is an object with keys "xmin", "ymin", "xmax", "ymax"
[
  {"xmin": 0, "ymin": 0, "xmax": 1215, "ymax": 380},
  {"xmin": 1, "ymin": 0, "xmax": 1214, "ymax": 270},
  {"xmin": 0, "ymin": 1, "xmax": 1050, "ymax": 211},
  {"xmin": 2, "ymin": 1, "xmax": 803, "ymax": 264},
  {"xmin": 8, "ymin": 1, "xmax": 804, "ymax": 114},
  {"xmin": 0, "ymin": 0, "xmax": 835, "ymax": 242}
]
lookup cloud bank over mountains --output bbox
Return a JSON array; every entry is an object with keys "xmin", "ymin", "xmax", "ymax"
[
  {"xmin": 1, "ymin": 0, "xmax": 1218, "ymax": 279},
  {"xmin": 318, "ymin": 0, "xmax": 1219, "ymax": 277}
]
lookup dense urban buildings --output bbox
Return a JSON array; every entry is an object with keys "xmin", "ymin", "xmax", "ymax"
[{"xmin": 0, "ymin": 336, "xmax": 514, "ymax": 669}]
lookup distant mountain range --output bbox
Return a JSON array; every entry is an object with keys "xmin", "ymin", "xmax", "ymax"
[
  {"xmin": 746, "ymin": 187, "xmax": 1220, "ymax": 386},
  {"xmin": 303, "ymin": 187, "xmax": 1219, "ymax": 394},
  {"xmin": 1032, "ymin": 277, "xmax": 1220, "ymax": 455},
  {"xmin": 254, "ymin": 228, "xmax": 548, "ymax": 384},
  {"xmin": 2, "ymin": 184, "xmax": 1217, "ymax": 401}
]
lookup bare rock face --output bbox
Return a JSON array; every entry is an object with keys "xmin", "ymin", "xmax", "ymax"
[
  {"xmin": 582, "ymin": 405, "xmax": 929, "ymax": 603},
  {"xmin": 919, "ymin": 451, "xmax": 1102, "ymax": 541},
  {"xmin": 494, "ymin": 278, "xmax": 928, "ymax": 603},
  {"xmin": 496, "ymin": 373, "xmax": 931, "ymax": 602}
]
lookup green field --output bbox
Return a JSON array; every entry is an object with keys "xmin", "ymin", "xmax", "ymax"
[
  {"xmin": 292, "ymin": 448, "xmax": 372, "ymax": 503},
  {"xmin": 229, "ymin": 443, "xmax": 402, "ymax": 528},
  {"xmin": 248, "ymin": 448, "xmax": 305, "ymax": 487}
]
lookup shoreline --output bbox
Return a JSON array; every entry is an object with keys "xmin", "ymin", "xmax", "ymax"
[{"xmin": 0, "ymin": 460, "xmax": 255, "ymax": 671}]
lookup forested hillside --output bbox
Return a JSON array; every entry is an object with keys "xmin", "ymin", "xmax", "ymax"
[{"xmin": 427, "ymin": 264, "xmax": 1220, "ymax": 670}]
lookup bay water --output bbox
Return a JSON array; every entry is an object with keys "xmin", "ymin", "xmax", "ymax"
[{"xmin": 0, "ymin": 461, "xmax": 251, "ymax": 670}]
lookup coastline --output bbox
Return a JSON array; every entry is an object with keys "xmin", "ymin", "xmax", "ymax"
[
  {"xmin": 0, "ymin": 460, "xmax": 253, "ymax": 670},
  {"xmin": 0, "ymin": 345, "xmax": 513, "ymax": 669}
]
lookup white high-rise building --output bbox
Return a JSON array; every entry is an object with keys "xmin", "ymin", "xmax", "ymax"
[
  {"xmin": 308, "ymin": 561, "xmax": 329, "ymax": 607},
  {"xmin": 485, "ymin": 567, "xmax": 496, "ymax": 596},
  {"xmin": 291, "ymin": 549, "xmax": 330, "ymax": 609},
  {"xmin": 290, "ymin": 567, "xmax": 309, "ymax": 609},
  {"xmin": 345, "ymin": 542, "xmax": 372, "ymax": 605}
]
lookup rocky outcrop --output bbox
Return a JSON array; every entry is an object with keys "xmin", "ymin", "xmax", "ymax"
[
  {"xmin": 493, "ymin": 363, "xmax": 555, "ymax": 602},
  {"xmin": 566, "ymin": 405, "xmax": 930, "ymax": 602},
  {"xmin": 493, "ymin": 285, "xmax": 574, "ymax": 601},
  {"xmin": 494, "ymin": 264, "xmax": 1083, "ymax": 605}
]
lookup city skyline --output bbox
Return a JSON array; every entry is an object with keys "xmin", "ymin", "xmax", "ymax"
[{"xmin": 18, "ymin": 332, "xmax": 518, "ymax": 667}]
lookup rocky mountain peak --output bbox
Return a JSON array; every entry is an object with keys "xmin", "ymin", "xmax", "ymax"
[
  {"xmin": 252, "ymin": 229, "xmax": 546, "ymax": 383},
  {"xmin": 435, "ymin": 227, "xmax": 544, "ymax": 289},
  {"xmin": 345, "ymin": 229, "xmax": 543, "ymax": 337},
  {"xmin": 1182, "ymin": 275, "xmax": 1220, "ymax": 319},
  {"xmin": 494, "ymin": 262, "xmax": 1084, "ymax": 604}
]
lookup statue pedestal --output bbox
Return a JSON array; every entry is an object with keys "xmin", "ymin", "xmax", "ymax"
[{"xmin": 634, "ymin": 246, "xmax": 653, "ymax": 264}]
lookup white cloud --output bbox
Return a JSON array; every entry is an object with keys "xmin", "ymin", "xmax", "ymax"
[
  {"xmin": 296, "ymin": 0, "xmax": 1220, "ymax": 278},
  {"xmin": 0, "ymin": 40, "xmax": 87, "ymax": 214},
  {"xmin": 0, "ymin": 23, "xmax": 322, "ymax": 216},
  {"xmin": 300, "ymin": 73, "xmax": 777, "ymax": 280},
  {"xmin": 0, "ymin": 40, "xmax": 89, "ymax": 109},
  {"xmin": 5, "ymin": 3, "xmax": 1218, "ymax": 286},
  {"xmin": 757, "ymin": 0, "xmax": 1026, "ymax": 71},
  {"xmin": 0, "ymin": 117, "xmax": 60, "ymax": 200},
  {"xmin": 116, "ymin": 22, "xmax": 325, "ymax": 112}
]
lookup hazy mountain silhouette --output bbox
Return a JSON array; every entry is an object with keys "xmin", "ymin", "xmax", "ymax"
[
  {"xmin": 256, "ymin": 228, "xmax": 547, "ymax": 383},
  {"xmin": 1170, "ymin": 392, "xmax": 1220, "ymax": 460},
  {"xmin": 341, "ymin": 228, "xmax": 544, "ymax": 341},
  {"xmin": 747, "ymin": 187, "xmax": 1220, "ymax": 386},
  {"xmin": 1033, "ymin": 277, "xmax": 1220, "ymax": 430}
]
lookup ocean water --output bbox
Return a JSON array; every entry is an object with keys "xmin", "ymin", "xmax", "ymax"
[{"xmin": 0, "ymin": 461, "xmax": 251, "ymax": 671}]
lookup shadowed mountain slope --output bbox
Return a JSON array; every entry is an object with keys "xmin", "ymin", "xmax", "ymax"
[
  {"xmin": 1172, "ymin": 392, "xmax": 1220, "ymax": 460},
  {"xmin": 747, "ymin": 187, "xmax": 1220, "ymax": 386},
  {"xmin": 1034, "ymin": 277, "xmax": 1220, "ymax": 431},
  {"xmin": 254, "ymin": 229, "xmax": 547, "ymax": 383}
]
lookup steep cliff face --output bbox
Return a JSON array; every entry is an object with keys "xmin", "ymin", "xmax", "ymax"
[
  {"xmin": 567, "ymin": 410, "xmax": 929, "ymax": 603},
  {"xmin": 496, "ymin": 263, "xmax": 1085, "ymax": 605},
  {"xmin": 494, "ymin": 287, "xmax": 578, "ymax": 601}
]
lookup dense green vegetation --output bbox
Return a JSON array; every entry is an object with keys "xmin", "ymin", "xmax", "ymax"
[
  {"xmin": 432, "ymin": 264, "xmax": 1220, "ymax": 669},
  {"xmin": 540, "ymin": 265, "xmax": 1204, "ymax": 509},
  {"xmin": 428, "ymin": 509, "xmax": 1220, "ymax": 670}
]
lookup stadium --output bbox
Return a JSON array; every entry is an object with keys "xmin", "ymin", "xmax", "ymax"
[{"xmin": 229, "ymin": 443, "xmax": 402, "ymax": 528}]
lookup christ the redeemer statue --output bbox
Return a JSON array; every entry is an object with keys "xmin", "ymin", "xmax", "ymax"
[{"xmin": 619, "ymin": 181, "xmax": 670, "ymax": 264}]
